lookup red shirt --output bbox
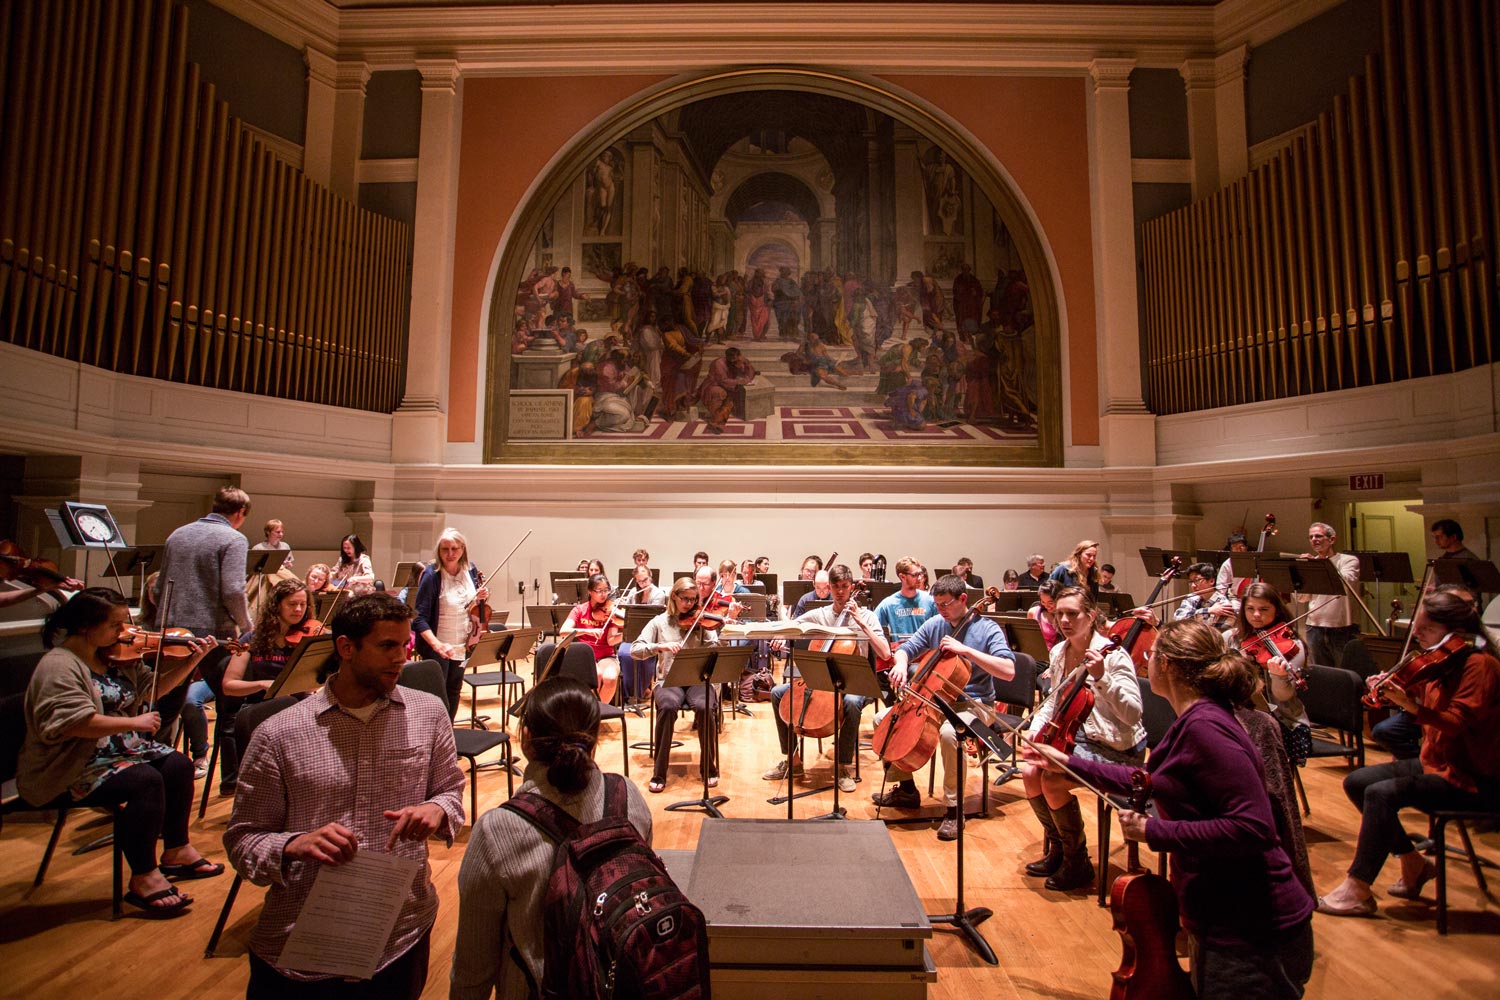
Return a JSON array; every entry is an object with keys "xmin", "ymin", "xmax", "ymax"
[
  {"xmin": 567, "ymin": 602, "xmax": 618, "ymax": 662},
  {"xmin": 1415, "ymin": 647, "xmax": 1500, "ymax": 792}
]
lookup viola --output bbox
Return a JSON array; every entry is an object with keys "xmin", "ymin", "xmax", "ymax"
[
  {"xmin": 283, "ymin": 618, "xmax": 326, "ymax": 644},
  {"xmin": 108, "ymin": 626, "xmax": 243, "ymax": 663},
  {"xmin": 0, "ymin": 540, "xmax": 75, "ymax": 590},
  {"xmin": 1109, "ymin": 771, "xmax": 1194, "ymax": 1000},
  {"xmin": 1035, "ymin": 639, "xmax": 1122, "ymax": 754},
  {"xmin": 872, "ymin": 586, "xmax": 1001, "ymax": 773},
  {"xmin": 1106, "ymin": 557, "xmax": 1183, "ymax": 675},
  {"xmin": 1240, "ymin": 623, "xmax": 1306, "ymax": 690},
  {"xmin": 780, "ymin": 582, "xmax": 869, "ymax": 739},
  {"xmin": 1362, "ymin": 634, "xmax": 1472, "ymax": 708}
]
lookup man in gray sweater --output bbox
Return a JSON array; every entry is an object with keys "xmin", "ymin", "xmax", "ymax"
[{"xmin": 151, "ymin": 486, "xmax": 253, "ymax": 638}]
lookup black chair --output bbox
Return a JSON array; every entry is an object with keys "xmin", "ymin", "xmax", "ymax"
[
  {"xmin": 1096, "ymin": 676, "xmax": 1175, "ymax": 907},
  {"xmin": 557, "ymin": 652, "xmax": 630, "ymax": 777},
  {"xmin": 988, "ymin": 651, "xmax": 1038, "ymax": 786},
  {"xmin": 461, "ymin": 627, "xmax": 539, "ymax": 730},
  {"xmin": 1291, "ymin": 663, "xmax": 1367, "ymax": 815},
  {"xmin": 204, "ymin": 695, "xmax": 300, "ymax": 957},
  {"xmin": 1424, "ymin": 808, "xmax": 1500, "ymax": 935},
  {"xmin": 401, "ymin": 660, "xmax": 514, "ymax": 822},
  {"xmin": 1, "ymin": 693, "xmax": 125, "ymax": 918}
]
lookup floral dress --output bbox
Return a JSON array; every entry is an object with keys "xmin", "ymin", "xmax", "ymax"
[{"xmin": 71, "ymin": 666, "xmax": 174, "ymax": 799}]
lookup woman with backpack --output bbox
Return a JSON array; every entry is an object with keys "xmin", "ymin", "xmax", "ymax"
[{"xmin": 450, "ymin": 676, "xmax": 653, "ymax": 998}]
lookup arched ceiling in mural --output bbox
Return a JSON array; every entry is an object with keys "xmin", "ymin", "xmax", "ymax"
[{"xmin": 723, "ymin": 171, "xmax": 823, "ymax": 226}]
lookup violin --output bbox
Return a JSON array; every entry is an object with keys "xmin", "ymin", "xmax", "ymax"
[
  {"xmin": 0, "ymin": 540, "xmax": 77, "ymax": 590},
  {"xmin": 284, "ymin": 618, "xmax": 326, "ymax": 644},
  {"xmin": 676, "ymin": 608, "xmax": 726, "ymax": 631},
  {"xmin": 1107, "ymin": 557, "xmax": 1183, "ymax": 675},
  {"xmin": 1035, "ymin": 639, "xmax": 1121, "ymax": 754},
  {"xmin": 780, "ymin": 581, "xmax": 869, "ymax": 739},
  {"xmin": 1239, "ymin": 623, "xmax": 1306, "ymax": 691},
  {"xmin": 1362, "ymin": 634, "xmax": 1472, "ymax": 708},
  {"xmin": 466, "ymin": 568, "xmax": 492, "ymax": 647},
  {"xmin": 108, "ymin": 626, "xmax": 243, "ymax": 663},
  {"xmin": 1109, "ymin": 770, "xmax": 1194, "ymax": 1000},
  {"xmin": 872, "ymin": 586, "xmax": 1001, "ymax": 773}
]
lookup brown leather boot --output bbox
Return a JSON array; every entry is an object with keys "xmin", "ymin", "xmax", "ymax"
[
  {"xmin": 1044, "ymin": 797, "xmax": 1096, "ymax": 892},
  {"xmin": 1025, "ymin": 795, "xmax": 1063, "ymax": 877}
]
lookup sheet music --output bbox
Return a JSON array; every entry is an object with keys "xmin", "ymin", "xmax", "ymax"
[{"xmin": 275, "ymin": 849, "xmax": 421, "ymax": 980}]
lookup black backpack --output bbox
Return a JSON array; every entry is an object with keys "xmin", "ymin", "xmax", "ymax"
[{"xmin": 501, "ymin": 773, "xmax": 711, "ymax": 1000}]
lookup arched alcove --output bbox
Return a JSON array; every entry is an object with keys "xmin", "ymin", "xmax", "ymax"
[{"xmin": 485, "ymin": 68, "xmax": 1062, "ymax": 466}]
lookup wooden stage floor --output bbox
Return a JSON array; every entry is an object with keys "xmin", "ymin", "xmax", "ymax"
[{"xmin": 2, "ymin": 680, "xmax": 1496, "ymax": 999}]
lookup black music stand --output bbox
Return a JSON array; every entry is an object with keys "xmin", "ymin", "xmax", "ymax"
[
  {"xmin": 1104, "ymin": 592, "xmax": 1137, "ymax": 616},
  {"xmin": 245, "ymin": 549, "xmax": 289, "ymax": 577},
  {"xmin": 1139, "ymin": 547, "xmax": 1194, "ymax": 574},
  {"xmin": 863, "ymin": 580, "xmax": 900, "ymax": 606},
  {"xmin": 662, "ymin": 645, "xmax": 751, "ymax": 819},
  {"xmin": 786, "ymin": 648, "xmax": 880, "ymax": 822},
  {"xmin": 266, "ymin": 634, "xmax": 338, "ymax": 697},
  {"xmin": 925, "ymin": 693, "xmax": 1002, "ymax": 966},
  {"xmin": 551, "ymin": 578, "xmax": 587, "ymax": 604},
  {"xmin": 108, "ymin": 545, "xmax": 161, "ymax": 604},
  {"xmin": 464, "ymin": 627, "xmax": 540, "ymax": 729},
  {"xmin": 525, "ymin": 604, "xmax": 571, "ymax": 637},
  {"xmin": 617, "ymin": 566, "xmax": 660, "ymax": 589},
  {"xmin": 1353, "ymin": 551, "xmax": 1415, "ymax": 619},
  {"xmin": 782, "ymin": 579, "xmax": 815, "ymax": 609},
  {"xmin": 735, "ymin": 594, "xmax": 770, "ymax": 620},
  {"xmin": 391, "ymin": 561, "xmax": 423, "ymax": 600},
  {"xmin": 1429, "ymin": 557, "xmax": 1500, "ymax": 595},
  {"xmin": 754, "ymin": 572, "xmax": 777, "ymax": 595}
]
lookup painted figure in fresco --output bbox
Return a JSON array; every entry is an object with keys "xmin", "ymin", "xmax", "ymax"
[
  {"xmin": 887, "ymin": 376, "xmax": 929, "ymax": 430},
  {"xmin": 558, "ymin": 360, "xmax": 598, "ymax": 436},
  {"xmin": 849, "ymin": 283, "xmax": 879, "ymax": 371},
  {"xmin": 746, "ymin": 269, "xmax": 771, "ymax": 340},
  {"xmin": 772, "ymin": 266, "xmax": 803, "ymax": 340},
  {"xmin": 593, "ymin": 347, "xmax": 653, "ymax": 433},
  {"xmin": 922, "ymin": 148, "xmax": 960, "ymax": 237},
  {"xmin": 696, "ymin": 347, "xmax": 758, "ymax": 435},
  {"xmin": 704, "ymin": 274, "xmax": 731, "ymax": 341},
  {"xmin": 675, "ymin": 268, "xmax": 699, "ymax": 337},
  {"xmin": 951, "ymin": 262, "xmax": 985, "ymax": 337},
  {"xmin": 659, "ymin": 322, "xmax": 703, "ymax": 419},
  {"xmin": 877, "ymin": 336, "xmax": 927, "ymax": 395},
  {"xmin": 552, "ymin": 266, "xmax": 590, "ymax": 322},
  {"xmin": 585, "ymin": 148, "xmax": 622, "ymax": 236}
]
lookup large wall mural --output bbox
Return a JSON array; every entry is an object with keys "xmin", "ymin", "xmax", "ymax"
[{"xmin": 488, "ymin": 81, "xmax": 1059, "ymax": 465}]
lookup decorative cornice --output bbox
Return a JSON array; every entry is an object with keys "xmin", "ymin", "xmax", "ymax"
[
  {"xmin": 1088, "ymin": 56, "xmax": 1137, "ymax": 91},
  {"xmin": 1214, "ymin": 0, "xmax": 1345, "ymax": 51},
  {"xmin": 1178, "ymin": 57, "xmax": 1215, "ymax": 88},
  {"xmin": 1212, "ymin": 43, "xmax": 1249, "ymax": 86},
  {"xmin": 415, "ymin": 57, "xmax": 462, "ymax": 89}
]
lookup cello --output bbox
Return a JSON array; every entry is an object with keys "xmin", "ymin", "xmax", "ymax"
[
  {"xmin": 873, "ymin": 586, "xmax": 1001, "ymax": 773},
  {"xmin": 1109, "ymin": 770, "xmax": 1194, "ymax": 1000},
  {"xmin": 1107, "ymin": 557, "xmax": 1183, "ymax": 676},
  {"xmin": 778, "ymin": 581, "xmax": 868, "ymax": 740}
]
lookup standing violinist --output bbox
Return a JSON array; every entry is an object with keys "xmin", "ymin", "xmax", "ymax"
[
  {"xmin": 1317, "ymin": 588, "xmax": 1500, "ymax": 917},
  {"xmin": 762, "ymin": 565, "xmax": 891, "ymax": 793},
  {"xmin": 1233, "ymin": 583, "xmax": 1309, "ymax": 731},
  {"xmin": 873, "ymin": 574, "xmax": 1014, "ymax": 841},
  {"xmin": 412, "ymin": 528, "xmax": 488, "ymax": 720},
  {"xmin": 206, "ymin": 578, "xmax": 314, "ymax": 788},
  {"xmin": 1026, "ymin": 619, "xmax": 1315, "ymax": 998},
  {"xmin": 1020, "ymin": 586, "xmax": 1145, "ymax": 889},
  {"xmin": 559, "ymin": 573, "xmax": 623, "ymax": 703},
  {"xmin": 632, "ymin": 577, "xmax": 721, "ymax": 793},
  {"xmin": 1294, "ymin": 522, "xmax": 1361, "ymax": 669}
]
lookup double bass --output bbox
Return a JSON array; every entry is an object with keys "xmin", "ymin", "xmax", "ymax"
[{"xmin": 872, "ymin": 587, "xmax": 1001, "ymax": 773}]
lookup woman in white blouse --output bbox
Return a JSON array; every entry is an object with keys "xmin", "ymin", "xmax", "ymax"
[{"xmin": 412, "ymin": 528, "xmax": 488, "ymax": 718}]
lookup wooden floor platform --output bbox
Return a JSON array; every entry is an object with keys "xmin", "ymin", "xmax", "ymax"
[{"xmin": 2, "ymin": 679, "xmax": 1496, "ymax": 999}]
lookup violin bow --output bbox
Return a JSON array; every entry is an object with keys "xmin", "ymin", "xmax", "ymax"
[
  {"xmin": 476, "ymin": 529, "xmax": 532, "ymax": 600},
  {"xmin": 980, "ymin": 706, "xmax": 1135, "ymax": 811},
  {"xmin": 147, "ymin": 579, "xmax": 175, "ymax": 708}
]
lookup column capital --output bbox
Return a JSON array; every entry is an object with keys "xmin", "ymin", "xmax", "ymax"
[
  {"xmin": 334, "ymin": 60, "xmax": 371, "ymax": 93},
  {"xmin": 1214, "ymin": 44, "xmax": 1249, "ymax": 87},
  {"xmin": 416, "ymin": 58, "xmax": 462, "ymax": 91},
  {"xmin": 1179, "ymin": 57, "xmax": 1216, "ymax": 90},
  {"xmin": 1089, "ymin": 57, "xmax": 1136, "ymax": 92},
  {"xmin": 304, "ymin": 46, "xmax": 337, "ymax": 89}
]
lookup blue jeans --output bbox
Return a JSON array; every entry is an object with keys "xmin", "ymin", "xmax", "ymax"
[
  {"xmin": 618, "ymin": 641, "xmax": 657, "ymax": 701},
  {"xmin": 1372, "ymin": 710, "xmax": 1422, "ymax": 760},
  {"xmin": 180, "ymin": 680, "xmax": 214, "ymax": 760},
  {"xmin": 769, "ymin": 682, "xmax": 869, "ymax": 766}
]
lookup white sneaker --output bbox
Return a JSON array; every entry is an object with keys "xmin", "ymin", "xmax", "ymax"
[
  {"xmin": 837, "ymin": 767, "xmax": 856, "ymax": 793},
  {"xmin": 193, "ymin": 757, "xmax": 209, "ymax": 779},
  {"xmin": 762, "ymin": 758, "xmax": 803, "ymax": 781}
]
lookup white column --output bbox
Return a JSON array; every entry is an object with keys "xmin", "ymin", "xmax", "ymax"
[
  {"xmin": 1179, "ymin": 58, "xmax": 1219, "ymax": 197},
  {"xmin": 1087, "ymin": 57, "xmax": 1155, "ymax": 467},
  {"xmin": 393, "ymin": 59, "xmax": 462, "ymax": 463},
  {"xmin": 1214, "ymin": 45, "xmax": 1250, "ymax": 185},
  {"xmin": 302, "ymin": 50, "xmax": 368, "ymax": 200}
]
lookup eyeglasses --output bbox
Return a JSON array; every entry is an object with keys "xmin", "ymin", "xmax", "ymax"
[{"xmin": 933, "ymin": 598, "xmax": 959, "ymax": 611}]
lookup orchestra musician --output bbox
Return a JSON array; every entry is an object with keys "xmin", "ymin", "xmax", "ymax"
[
  {"xmin": 1175, "ymin": 562, "xmax": 1237, "ymax": 630},
  {"xmin": 858, "ymin": 553, "xmax": 876, "ymax": 581},
  {"xmin": 630, "ymin": 577, "xmax": 721, "ymax": 793},
  {"xmin": 762, "ymin": 565, "xmax": 891, "ymax": 793},
  {"xmin": 797, "ymin": 554, "xmax": 822, "ymax": 580},
  {"xmin": 791, "ymin": 570, "xmax": 831, "ymax": 618},
  {"xmin": 1317, "ymin": 588, "xmax": 1500, "ymax": 918},
  {"xmin": 1020, "ymin": 586, "xmax": 1145, "ymax": 890},
  {"xmin": 1027, "ymin": 618, "xmax": 1315, "ymax": 999},
  {"xmin": 331, "ymin": 533, "xmax": 376, "ymax": 596},
  {"xmin": 1215, "ymin": 530, "xmax": 1251, "ymax": 599},
  {"xmin": 412, "ymin": 528, "xmax": 489, "ymax": 719},
  {"xmin": 1234, "ymin": 583, "xmax": 1309, "ymax": 731},
  {"xmin": 617, "ymin": 564, "xmax": 667, "ymax": 705},
  {"xmin": 1048, "ymin": 539, "xmax": 1100, "ymax": 596},
  {"xmin": 559, "ymin": 573, "xmax": 623, "ymax": 702},
  {"xmin": 1027, "ymin": 579, "xmax": 1062, "ymax": 648},
  {"xmin": 952, "ymin": 556, "xmax": 983, "ymax": 590},
  {"xmin": 1018, "ymin": 553, "xmax": 1048, "ymax": 589},
  {"xmin": 875, "ymin": 557, "xmax": 937, "ymax": 681},
  {"xmin": 1294, "ymin": 522, "xmax": 1360, "ymax": 669},
  {"xmin": 303, "ymin": 562, "xmax": 332, "ymax": 598},
  {"xmin": 1001, "ymin": 569, "xmax": 1020, "ymax": 591},
  {"xmin": 873, "ymin": 574, "xmax": 1015, "ymax": 841}
]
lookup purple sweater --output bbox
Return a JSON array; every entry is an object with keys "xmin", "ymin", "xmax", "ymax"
[{"xmin": 1068, "ymin": 698, "xmax": 1314, "ymax": 948}]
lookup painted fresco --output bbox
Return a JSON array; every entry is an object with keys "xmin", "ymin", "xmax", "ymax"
[{"xmin": 498, "ymin": 89, "xmax": 1041, "ymax": 453}]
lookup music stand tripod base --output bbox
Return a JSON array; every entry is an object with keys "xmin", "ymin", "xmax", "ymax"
[{"xmin": 662, "ymin": 646, "xmax": 751, "ymax": 819}]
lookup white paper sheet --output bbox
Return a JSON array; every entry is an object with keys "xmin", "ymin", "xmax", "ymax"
[{"xmin": 276, "ymin": 850, "xmax": 422, "ymax": 980}]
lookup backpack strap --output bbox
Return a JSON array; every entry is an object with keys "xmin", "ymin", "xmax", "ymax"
[
  {"xmin": 500, "ymin": 791, "xmax": 580, "ymax": 844},
  {"xmin": 600, "ymin": 772, "xmax": 632, "ymax": 823}
]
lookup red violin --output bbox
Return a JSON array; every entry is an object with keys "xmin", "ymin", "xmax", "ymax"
[
  {"xmin": 1362, "ymin": 635, "xmax": 1472, "ymax": 708},
  {"xmin": 1240, "ymin": 624, "xmax": 1306, "ymax": 691},
  {"xmin": 284, "ymin": 618, "xmax": 327, "ymax": 644}
]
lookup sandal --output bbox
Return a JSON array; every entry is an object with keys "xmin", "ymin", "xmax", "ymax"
[
  {"xmin": 160, "ymin": 857, "xmax": 225, "ymax": 880},
  {"xmin": 124, "ymin": 887, "xmax": 192, "ymax": 919},
  {"xmin": 707, "ymin": 775, "xmax": 719, "ymax": 788},
  {"xmin": 648, "ymin": 778, "xmax": 666, "ymax": 793}
]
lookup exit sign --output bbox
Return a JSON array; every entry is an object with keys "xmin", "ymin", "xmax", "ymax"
[{"xmin": 1349, "ymin": 473, "xmax": 1385, "ymax": 491}]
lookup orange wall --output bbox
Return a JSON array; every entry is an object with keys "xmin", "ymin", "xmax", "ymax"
[{"xmin": 448, "ymin": 73, "xmax": 1099, "ymax": 448}]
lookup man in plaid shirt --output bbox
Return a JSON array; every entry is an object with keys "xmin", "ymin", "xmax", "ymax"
[{"xmin": 225, "ymin": 593, "xmax": 465, "ymax": 998}]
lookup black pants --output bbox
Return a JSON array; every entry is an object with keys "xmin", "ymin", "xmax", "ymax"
[
  {"xmin": 76, "ymin": 752, "xmax": 193, "ymax": 876},
  {"xmin": 247, "ymin": 931, "xmax": 430, "ymax": 1000},
  {"xmin": 1191, "ymin": 919, "xmax": 1314, "ymax": 1000},
  {"xmin": 1305, "ymin": 623, "xmax": 1358, "ymax": 669},
  {"xmin": 440, "ymin": 656, "xmax": 464, "ymax": 721},
  {"xmin": 652, "ymin": 683, "xmax": 717, "ymax": 782},
  {"xmin": 1343, "ymin": 758, "xmax": 1500, "ymax": 883}
]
